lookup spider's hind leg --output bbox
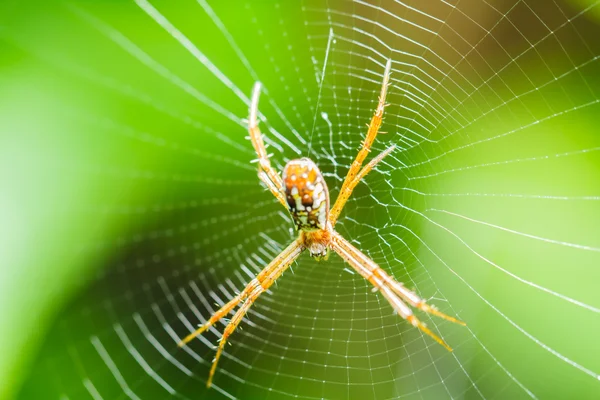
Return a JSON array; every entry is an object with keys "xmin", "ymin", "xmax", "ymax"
[
  {"xmin": 248, "ymin": 82, "xmax": 288, "ymax": 208},
  {"xmin": 329, "ymin": 59, "xmax": 393, "ymax": 226}
]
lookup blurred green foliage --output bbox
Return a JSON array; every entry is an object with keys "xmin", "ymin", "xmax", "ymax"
[{"xmin": 1, "ymin": 0, "xmax": 600, "ymax": 399}]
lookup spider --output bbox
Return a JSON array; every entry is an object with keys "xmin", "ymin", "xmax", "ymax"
[{"xmin": 179, "ymin": 59, "xmax": 465, "ymax": 387}]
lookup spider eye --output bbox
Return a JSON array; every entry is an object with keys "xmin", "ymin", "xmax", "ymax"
[{"xmin": 282, "ymin": 158, "xmax": 330, "ymax": 231}]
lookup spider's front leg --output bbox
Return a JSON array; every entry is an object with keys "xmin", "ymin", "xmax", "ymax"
[
  {"xmin": 330, "ymin": 231, "xmax": 464, "ymax": 351},
  {"xmin": 178, "ymin": 239, "xmax": 304, "ymax": 387}
]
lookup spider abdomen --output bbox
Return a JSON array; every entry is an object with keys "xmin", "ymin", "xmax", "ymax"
[{"xmin": 282, "ymin": 158, "xmax": 330, "ymax": 232}]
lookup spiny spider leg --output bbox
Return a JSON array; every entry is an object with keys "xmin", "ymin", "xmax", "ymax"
[
  {"xmin": 329, "ymin": 144, "xmax": 396, "ymax": 227},
  {"xmin": 352, "ymin": 145, "xmax": 396, "ymax": 187},
  {"xmin": 249, "ymin": 82, "xmax": 288, "ymax": 208},
  {"xmin": 385, "ymin": 277, "xmax": 466, "ymax": 326},
  {"xmin": 329, "ymin": 58, "xmax": 392, "ymax": 225},
  {"xmin": 179, "ymin": 239, "xmax": 303, "ymax": 386},
  {"xmin": 206, "ymin": 239, "xmax": 303, "ymax": 387},
  {"xmin": 207, "ymin": 286, "xmax": 259, "ymax": 387},
  {"xmin": 330, "ymin": 231, "xmax": 464, "ymax": 350}
]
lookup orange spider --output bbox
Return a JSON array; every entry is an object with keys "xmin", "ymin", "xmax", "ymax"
[{"xmin": 179, "ymin": 59, "xmax": 465, "ymax": 387}]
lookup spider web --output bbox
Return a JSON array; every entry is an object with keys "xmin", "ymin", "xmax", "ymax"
[{"xmin": 7, "ymin": 0, "xmax": 600, "ymax": 399}]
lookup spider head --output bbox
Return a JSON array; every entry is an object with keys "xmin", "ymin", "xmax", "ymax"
[
  {"xmin": 300, "ymin": 229, "xmax": 331, "ymax": 261},
  {"xmin": 282, "ymin": 157, "xmax": 330, "ymax": 232}
]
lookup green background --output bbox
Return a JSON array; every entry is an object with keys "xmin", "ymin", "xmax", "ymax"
[{"xmin": 1, "ymin": 0, "xmax": 599, "ymax": 399}]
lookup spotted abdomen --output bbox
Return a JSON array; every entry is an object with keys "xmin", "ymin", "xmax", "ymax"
[{"xmin": 282, "ymin": 158, "xmax": 329, "ymax": 231}]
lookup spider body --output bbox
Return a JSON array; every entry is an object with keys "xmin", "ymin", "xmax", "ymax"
[
  {"xmin": 283, "ymin": 158, "xmax": 332, "ymax": 259},
  {"xmin": 179, "ymin": 59, "xmax": 465, "ymax": 388},
  {"xmin": 283, "ymin": 158, "xmax": 329, "ymax": 232}
]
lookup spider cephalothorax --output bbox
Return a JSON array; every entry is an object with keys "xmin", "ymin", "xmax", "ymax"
[{"xmin": 179, "ymin": 59, "xmax": 465, "ymax": 388}]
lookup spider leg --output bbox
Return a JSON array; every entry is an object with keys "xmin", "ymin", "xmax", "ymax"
[
  {"xmin": 208, "ymin": 285, "xmax": 260, "ymax": 387},
  {"xmin": 258, "ymin": 169, "xmax": 287, "ymax": 208},
  {"xmin": 178, "ymin": 292, "xmax": 245, "ymax": 346},
  {"xmin": 330, "ymin": 231, "xmax": 463, "ymax": 351},
  {"xmin": 352, "ymin": 144, "xmax": 396, "ymax": 186},
  {"xmin": 329, "ymin": 144, "xmax": 396, "ymax": 226},
  {"xmin": 249, "ymin": 82, "xmax": 287, "ymax": 208},
  {"xmin": 329, "ymin": 58, "xmax": 392, "ymax": 225},
  {"xmin": 179, "ymin": 239, "xmax": 304, "ymax": 387},
  {"xmin": 178, "ymin": 239, "xmax": 303, "ymax": 347},
  {"xmin": 385, "ymin": 278, "xmax": 466, "ymax": 326}
]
